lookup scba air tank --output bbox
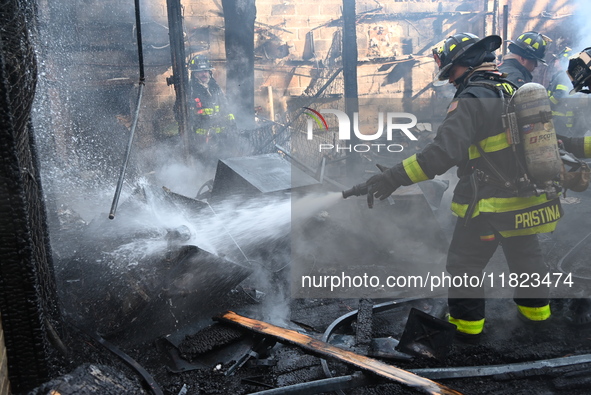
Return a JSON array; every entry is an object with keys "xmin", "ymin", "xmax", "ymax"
[{"xmin": 513, "ymin": 82, "xmax": 562, "ymax": 184}]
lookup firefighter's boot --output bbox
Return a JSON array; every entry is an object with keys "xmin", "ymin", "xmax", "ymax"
[
  {"xmin": 447, "ymin": 315, "xmax": 484, "ymax": 344},
  {"xmin": 516, "ymin": 304, "xmax": 552, "ymax": 324}
]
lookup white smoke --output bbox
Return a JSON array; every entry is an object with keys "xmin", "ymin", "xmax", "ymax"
[{"xmin": 573, "ymin": 0, "xmax": 591, "ymax": 52}]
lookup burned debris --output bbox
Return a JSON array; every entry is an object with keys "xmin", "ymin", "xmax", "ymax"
[{"xmin": 5, "ymin": 0, "xmax": 591, "ymax": 395}]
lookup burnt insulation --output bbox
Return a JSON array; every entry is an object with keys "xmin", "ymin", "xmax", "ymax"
[{"xmin": 178, "ymin": 324, "xmax": 246, "ymax": 359}]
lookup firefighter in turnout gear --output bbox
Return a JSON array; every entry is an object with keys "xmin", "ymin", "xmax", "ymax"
[
  {"xmin": 499, "ymin": 31, "xmax": 551, "ymax": 87},
  {"xmin": 500, "ymin": 37, "xmax": 589, "ymax": 152},
  {"xmin": 188, "ymin": 55, "xmax": 236, "ymax": 163},
  {"xmin": 556, "ymin": 47, "xmax": 591, "ymax": 326},
  {"xmin": 359, "ymin": 33, "xmax": 559, "ymax": 341},
  {"xmin": 547, "ymin": 47, "xmax": 577, "ymax": 136},
  {"xmin": 567, "ymin": 47, "xmax": 591, "ymax": 95},
  {"xmin": 550, "ymin": 47, "xmax": 591, "ymax": 175}
]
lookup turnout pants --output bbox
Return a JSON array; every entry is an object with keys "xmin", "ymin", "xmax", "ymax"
[{"xmin": 446, "ymin": 215, "xmax": 550, "ymax": 322}]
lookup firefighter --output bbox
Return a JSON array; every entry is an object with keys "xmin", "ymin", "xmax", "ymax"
[
  {"xmin": 551, "ymin": 47, "xmax": 591, "ymax": 326},
  {"xmin": 547, "ymin": 47, "xmax": 578, "ymax": 136},
  {"xmin": 498, "ymin": 31, "xmax": 551, "ymax": 87},
  {"xmin": 360, "ymin": 33, "xmax": 558, "ymax": 342},
  {"xmin": 188, "ymin": 55, "xmax": 236, "ymax": 162},
  {"xmin": 567, "ymin": 47, "xmax": 591, "ymax": 95}
]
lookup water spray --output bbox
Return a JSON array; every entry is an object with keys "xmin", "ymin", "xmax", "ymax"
[{"xmin": 205, "ymin": 201, "xmax": 251, "ymax": 263}]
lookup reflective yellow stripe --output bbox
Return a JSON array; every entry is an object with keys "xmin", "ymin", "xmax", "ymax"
[
  {"xmin": 498, "ymin": 222, "xmax": 558, "ymax": 237},
  {"xmin": 584, "ymin": 137, "xmax": 591, "ymax": 158},
  {"xmin": 468, "ymin": 132, "xmax": 511, "ymax": 159},
  {"xmin": 203, "ymin": 108, "xmax": 214, "ymax": 115},
  {"xmin": 451, "ymin": 194, "xmax": 556, "ymax": 218},
  {"xmin": 402, "ymin": 154, "xmax": 429, "ymax": 183},
  {"xmin": 448, "ymin": 316, "xmax": 485, "ymax": 335},
  {"xmin": 496, "ymin": 82, "xmax": 515, "ymax": 95},
  {"xmin": 517, "ymin": 304, "xmax": 551, "ymax": 321},
  {"xmin": 549, "ymin": 85, "xmax": 568, "ymax": 105},
  {"xmin": 566, "ymin": 111, "xmax": 574, "ymax": 127}
]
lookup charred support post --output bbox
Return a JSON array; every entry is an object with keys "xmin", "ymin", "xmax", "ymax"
[
  {"xmin": 166, "ymin": 0, "xmax": 190, "ymax": 160},
  {"xmin": 342, "ymin": 0, "xmax": 360, "ymax": 171},
  {"xmin": 222, "ymin": 0, "xmax": 256, "ymax": 130},
  {"xmin": 502, "ymin": 5, "xmax": 509, "ymax": 56},
  {"xmin": 355, "ymin": 298, "xmax": 373, "ymax": 354},
  {"xmin": 492, "ymin": 0, "xmax": 499, "ymax": 35},
  {"xmin": 482, "ymin": 0, "xmax": 488, "ymax": 36}
]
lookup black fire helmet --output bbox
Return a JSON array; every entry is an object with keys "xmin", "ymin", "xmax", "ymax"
[{"xmin": 432, "ymin": 33, "xmax": 502, "ymax": 85}]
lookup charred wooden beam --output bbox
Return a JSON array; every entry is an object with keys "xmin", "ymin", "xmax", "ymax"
[{"xmin": 217, "ymin": 311, "xmax": 463, "ymax": 395}]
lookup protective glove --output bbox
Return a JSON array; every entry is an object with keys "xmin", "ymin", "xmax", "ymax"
[{"xmin": 366, "ymin": 163, "xmax": 401, "ymax": 201}]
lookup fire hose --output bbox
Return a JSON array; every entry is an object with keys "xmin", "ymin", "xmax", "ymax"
[
  {"xmin": 556, "ymin": 230, "xmax": 591, "ymax": 280},
  {"xmin": 86, "ymin": 331, "xmax": 163, "ymax": 395}
]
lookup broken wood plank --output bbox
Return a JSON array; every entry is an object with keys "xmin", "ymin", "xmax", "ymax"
[{"xmin": 217, "ymin": 311, "xmax": 463, "ymax": 395}]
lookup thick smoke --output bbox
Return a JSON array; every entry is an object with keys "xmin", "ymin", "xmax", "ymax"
[{"xmin": 573, "ymin": 0, "xmax": 591, "ymax": 52}]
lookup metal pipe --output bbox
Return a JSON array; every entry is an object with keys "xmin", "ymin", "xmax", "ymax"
[
  {"xmin": 256, "ymin": 351, "xmax": 591, "ymax": 394},
  {"xmin": 108, "ymin": 0, "xmax": 146, "ymax": 219},
  {"xmin": 250, "ymin": 372, "xmax": 371, "ymax": 395},
  {"xmin": 134, "ymin": 0, "xmax": 145, "ymax": 82},
  {"xmin": 411, "ymin": 353, "xmax": 591, "ymax": 380},
  {"xmin": 109, "ymin": 83, "xmax": 144, "ymax": 219}
]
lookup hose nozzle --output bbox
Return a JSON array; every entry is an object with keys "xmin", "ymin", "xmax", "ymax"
[
  {"xmin": 342, "ymin": 182, "xmax": 374, "ymax": 208},
  {"xmin": 342, "ymin": 182, "xmax": 369, "ymax": 199}
]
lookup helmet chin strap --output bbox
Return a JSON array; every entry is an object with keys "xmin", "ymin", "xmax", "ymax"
[
  {"xmin": 455, "ymin": 51, "xmax": 491, "ymax": 86},
  {"xmin": 454, "ymin": 66, "xmax": 473, "ymax": 86}
]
